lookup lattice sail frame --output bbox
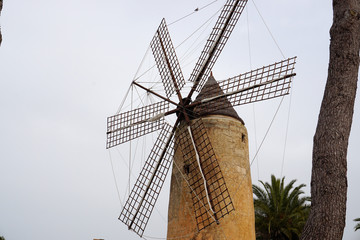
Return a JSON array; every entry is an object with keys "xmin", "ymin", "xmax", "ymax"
[
  {"xmin": 189, "ymin": 0, "xmax": 248, "ymax": 93},
  {"xmin": 151, "ymin": 19, "xmax": 185, "ymax": 98},
  {"xmin": 194, "ymin": 57, "xmax": 296, "ymax": 116},
  {"xmin": 119, "ymin": 123, "xmax": 175, "ymax": 237},
  {"xmin": 177, "ymin": 119, "xmax": 234, "ymax": 230},
  {"xmin": 106, "ymin": 101, "xmax": 169, "ymax": 148}
]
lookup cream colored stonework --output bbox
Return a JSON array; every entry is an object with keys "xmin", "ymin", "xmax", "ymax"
[{"xmin": 167, "ymin": 115, "xmax": 255, "ymax": 240}]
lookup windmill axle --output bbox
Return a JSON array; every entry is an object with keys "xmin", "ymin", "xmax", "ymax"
[{"xmin": 175, "ymin": 97, "xmax": 196, "ymax": 121}]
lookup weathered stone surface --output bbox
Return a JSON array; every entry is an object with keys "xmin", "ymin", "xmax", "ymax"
[{"xmin": 167, "ymin": 115, "xmax": 255, "ymax": 240}]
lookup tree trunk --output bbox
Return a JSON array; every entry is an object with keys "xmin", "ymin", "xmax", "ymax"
[
  {"xmin": 301, "ymin": 0, "xmax": 360, "ymax": 239},
  {"xmin": 0, "ymin": 0, "xmax": 3, "ymax": 45}
]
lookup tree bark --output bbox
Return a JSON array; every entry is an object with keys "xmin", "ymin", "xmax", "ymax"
[
  {"xmin": 0, "ymin": 0, "xmax": 2, "ymax": 45},
  {"xmin": 301, "ymin": 0, "xmax": 360, "ymax": 239}
]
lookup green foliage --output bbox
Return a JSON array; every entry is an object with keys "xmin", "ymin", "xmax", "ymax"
[
  {"xmin": 253, "ymin": 175, "xmax": 310, "ymax": 240},
  {"xmin": 0, "ymin": 236, "xmax": 5, "ymax": 240},
  {"xmin": 354, "ymin": 218, "xmax": 360, "ymax": 231}
]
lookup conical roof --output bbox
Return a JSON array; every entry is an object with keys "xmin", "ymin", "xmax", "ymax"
[{"xmin": 193, "ymin": 74, "xmax": 244, "ymax": 124}]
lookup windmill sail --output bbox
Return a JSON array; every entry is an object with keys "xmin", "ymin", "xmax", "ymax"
[
  {"xmin": 193, "ymin": 57, "xmax": 297, "ymax": 116},
  {"xmin": 106, "ymin": 101, "xmax": 169, "ymax": 148},
  {"xmin": 177, "ymin": 119, "xmax": 234, "ymax": 230},
  {"xmin": 151, "ymin": 19, "xmax": 185, "ymax": 98},
  {"xmin": 119, "ymin": 123, "xmax": 175, "ymax": 237},
  {"xmin": 189, "ymin": 0, "xmax": 248, "ymax": 94}
]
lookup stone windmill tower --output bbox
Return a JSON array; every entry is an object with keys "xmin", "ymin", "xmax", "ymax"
[
  {"xmin": 105, "ymin": 0, "xmax": 297, "ymax": 238},
  {"xmin": 167, "ymin": 75, "xmax": 255, "ymax": 239}
]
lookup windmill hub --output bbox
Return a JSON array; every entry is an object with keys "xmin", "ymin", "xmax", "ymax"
[{"xmin": 175, "ymin": 97, "xmax": 195, "ymax": 120}]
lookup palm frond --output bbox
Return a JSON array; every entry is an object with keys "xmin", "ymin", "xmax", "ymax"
[
  {"xmin": 354, "ymin": 218, "xmax": 360, "ymax": 231},
  {"xmin": 253, "ymin": 175, "xmax": 310, "ymax": 240}
]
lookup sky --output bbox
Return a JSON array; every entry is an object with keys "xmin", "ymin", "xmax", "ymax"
[{"xmin": 0, "ymin": 0, "xmax": 359, "ymax": 240}]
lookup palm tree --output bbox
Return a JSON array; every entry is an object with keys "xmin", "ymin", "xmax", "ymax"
[
  {"xmin": 354, "ymin": 218, "xmax": 360, "ymax": 231},
  {"xmin": 253, "ymin": 175, "xmax": 310, "ymax": 240}
]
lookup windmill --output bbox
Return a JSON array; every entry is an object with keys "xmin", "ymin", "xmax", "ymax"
[{"xmin": 106, "ymin": 0, "xmax": 297, "ymax": 238}]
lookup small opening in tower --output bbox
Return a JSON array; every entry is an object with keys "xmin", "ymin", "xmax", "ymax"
[
  {"xmin": 184, "ymin": 164, "xmax": 190, "ymax": 174},
  {"xmin": 242, "ymin": 133, "xmax": 246, "ymax": 143}
]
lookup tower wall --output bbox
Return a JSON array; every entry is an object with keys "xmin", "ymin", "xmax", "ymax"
[{"xmin": 167, "ymin": 115, "xmax": 255, "ymax": 240}]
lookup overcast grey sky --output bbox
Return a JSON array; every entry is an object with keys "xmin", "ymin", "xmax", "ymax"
[{"xmin": 0, "ymin": 0, "xmax": 359, "ymax": 240}]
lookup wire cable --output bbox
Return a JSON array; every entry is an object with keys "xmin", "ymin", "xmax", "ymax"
[
  {"xmin": 251, "ymin": 0, "xmax": 285, "ymax": 59},
  {"xmin": 108, "ymin": 150, "xmax": 123, "ymax": 208},
  {"xmin": 246, "ymin": 5, "xmax": 260, "ymax": 181},
  {"xmin": 281, "ymin": 84, "xmax": 294, "ymax": 177},
  {"xmin": 116, "ymin": 84, "xmax": 132, "ymax": 114},
  {"xmin": 168, "ymin": 0, "xmax": 220, "ymax": 26}
]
